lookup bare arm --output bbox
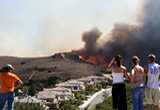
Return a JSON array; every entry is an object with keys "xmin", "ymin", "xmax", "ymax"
[
  {"xmin": 144, "ymin": 66, "xmax": 148, "ymax": 76},
  {"xmin": 123, "ymin": 67, "xmax": 131, "ymax": 81},
  {"xmin": 105, "ymin": 58, "xmax": 115, "ymax": 73},
  {"xmin": 130, "ymin": 69, "xmax": 135, "ymax": 83},
  {"xmin": 144, "ymin": 66, "xmax": 148, "ymax": 86},
  {"xmin": 15, "ymin": 80, "xmax": 23, "ymax": 90},
  {"xmin": 108, "ymin": 57, "xmax": 115, "ymax": 68},
  {"xmin": 15, "ymin": 76, "xmax": 23, "ymax": 90}
]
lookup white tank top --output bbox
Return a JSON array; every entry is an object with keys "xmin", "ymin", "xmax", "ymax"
[
  {"xmin": 112, "ymin": 73, "xmax": 124, "ymax": 84},
  {"xmin": 147, "ymin": 63, "xmax": 160, "ymax": 89}
]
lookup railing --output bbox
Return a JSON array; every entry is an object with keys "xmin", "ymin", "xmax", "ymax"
[{"xmin": 79, "ymin": 88, "xmax": 112, "ymax": 110}]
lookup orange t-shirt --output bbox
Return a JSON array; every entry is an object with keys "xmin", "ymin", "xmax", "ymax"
[{"xmin": 0, "ymin": 72, "xmax": 21, "ymax": 93}]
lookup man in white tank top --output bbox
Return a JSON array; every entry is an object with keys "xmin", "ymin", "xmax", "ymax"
[{"xmin": 145, "ymin": 54, "xmax": 160, "ymax": 110}]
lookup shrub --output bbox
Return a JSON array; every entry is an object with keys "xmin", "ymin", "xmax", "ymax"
[
  {"xmin": 28, "ymin": 85, "xmax": 37, "ymax": 96},
  {"xmin": 14, "ymin": 103, "xmax": 45, "ymax": 110},
  {"xmin": 59, "ymin": 100, "xmax": 80, "ymax": 110},
  {"xmin": 92, "ymin": 83, "xmax": 133, "ymax": 110}
]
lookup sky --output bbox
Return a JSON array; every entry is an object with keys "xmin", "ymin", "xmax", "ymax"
[{"xmin": 0, "ymin": 0, "xmax": 141, "ymax": 57}]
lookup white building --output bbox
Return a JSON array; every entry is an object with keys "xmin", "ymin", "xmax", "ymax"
[
  {"xmin": 36, "ymin": 87, "xmax": 73, "ymax": 104},
  {"xmin": 14, "ymin": 96, "xmax": 42, "ymax": 104},
  {"xmin": 78, "ymin": 76, "xmax": 107, "ymax": 85},
  {"xmin": 56, "ymin": 80, "xmax": 85, "ymax": 92},
  {"xmin": 14, "ymin": 96, "xmax": 49, "ymax": 110}
]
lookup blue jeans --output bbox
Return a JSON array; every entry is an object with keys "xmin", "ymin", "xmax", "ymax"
[
  {"xmin": 132, "ymin": 87, "xmax": 144, "ymax": 110},
  {"xmin": 0, "ymin": 92, "xmax": 14, "ymax": 110}
]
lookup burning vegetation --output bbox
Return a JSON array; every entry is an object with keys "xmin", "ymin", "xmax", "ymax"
[{"xmin": 74, "ymin": 0, "xmax": 160, "ymax": 66}]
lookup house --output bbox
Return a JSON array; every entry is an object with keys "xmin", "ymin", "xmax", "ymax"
[
  {"xmin": 44, "ymin": 87, "xmax": 72, "ymax": 93},
  {"xmin": 44, "ymin": 87, "xmax": 73, "ymax": 102},
  {"xmin": 36, "ymin": 87, "xmax": 73, "ymax": 104},
  {"xmin": 37, "ymin": 90, "xmax": 56, "ymax": 104},
  {"xmin": 56, "ymin": 80, "xmax": 85, "ymax": 92},
  {"xmin": 14, "ymin": 96, "xmax": 43, "ymax": 104},
  {"xmin": 78, "ymin": 76, "xmax": 107, "ymax": 85}
]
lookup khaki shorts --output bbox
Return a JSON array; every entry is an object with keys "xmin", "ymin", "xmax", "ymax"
[{"xmin": 145, "ymin": 88, "xmax": 160, "ymax": 105}]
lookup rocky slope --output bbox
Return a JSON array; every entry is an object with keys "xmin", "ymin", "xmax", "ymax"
[{"xmin": 0, "ymin": 52, "xmax": 102, "ymax": 83}]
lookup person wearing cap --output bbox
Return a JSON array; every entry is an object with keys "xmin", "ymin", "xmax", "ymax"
[
  {"xmin": 144, "ymin": 54, "xmax": 160, "ymax": 110},
  {"xmin": 0, "ymin": 64, "xmax": 23, "ymax": 110},
  {"xmin": 130, "ymin": 56, "xmax": 145, "ymax": 110}
]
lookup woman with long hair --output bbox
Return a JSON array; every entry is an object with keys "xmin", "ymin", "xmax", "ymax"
[{"xmin": 108, "ymin": 55, "xmax": 129, "ymax": 110}]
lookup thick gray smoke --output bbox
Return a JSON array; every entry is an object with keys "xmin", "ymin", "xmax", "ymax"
[
  {"xmin": 81, "ymin": 28, "xmax": 102, "ymax": 55},
  {"xmin": 81, "ymin": 0, "xmax": 160, "ymax": 65}
]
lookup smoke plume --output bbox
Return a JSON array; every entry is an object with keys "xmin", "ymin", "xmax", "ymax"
[
  {"xmin": 81, "ymin": 0, "xmax": 160, "ymax": 65},
  {"xmin": 81, "ymin": 28, "xmax": 102, "ymax": 55}
]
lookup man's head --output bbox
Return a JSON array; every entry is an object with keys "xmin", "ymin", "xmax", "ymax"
[
  {"xmin": 0, "ymin": 64, "xmax": 15, "ymax": 73},
  {"xmin": 148, "ymin": 54, "xmax": 156, "ymax": 63},
  {"xmin": 132, "ymin": 56, "xmax": 140, "ymax": 66}
]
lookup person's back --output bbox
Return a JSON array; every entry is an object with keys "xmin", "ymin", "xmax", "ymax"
[
  {"xmin": 108, "ymin": 55, "xmax": 128, "ymax": 110},
  {"xmin": 132, "ymin": 65, "xmax": 144, "ymax": 88},
  {"xmin": 145, "ymin": 54, "xmax": 160, "ymax": 110},
  {"xmin": 112, "ymin": 66, "xmax": 125, "ymax": 84},
  {"xmin": 0, "ymin": 72, "xmax": 21, "ymax": 93},
  {"xmin": 147, "ymin": 63, "xmax": 160, "ymax": 89},
  {"xmin": 0, "ymin": 64, "xmax": 23, "ymax": 110},
  {"xmin": 131, "ymin": 56, "xmax": 145, "ymax": 110}
]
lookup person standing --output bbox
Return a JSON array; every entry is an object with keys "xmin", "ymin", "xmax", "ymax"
[
  {"xmin": 131, "ymin": 56, "xmax": 145, "ymax": 110},
  {"xmin": 0, "ymin": 64, "xmax": 23, "ymax": 110},
  {"xmin": 108, "ymin": 55, "xmax": 129, "ymax": 110},
  {"xmin": 145, "ymin": 54, "xmax": 160, "ymax": 110}
]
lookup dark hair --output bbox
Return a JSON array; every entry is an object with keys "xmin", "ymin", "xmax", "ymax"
[
  {"xmin": 132, "ymin": 56, "xmax": 140, "ymax": 65},
  {"xmin": 148, "ymin": 54, "xmax": 156, "ymax": 63},
  {"xmin": 114, "ymin": 55, "xmax": 122, "ymax": 67}
]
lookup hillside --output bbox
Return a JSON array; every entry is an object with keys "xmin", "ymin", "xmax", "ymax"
[{"xmin": 0, "ymin": 53, "xmax": 102, "ymax": 83}]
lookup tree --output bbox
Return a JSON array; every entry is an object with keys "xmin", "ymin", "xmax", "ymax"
[
  {"xmin": 59, "ymin": 100, "xmax": 79, "ymax": 110},
  {"xmin": 28, "ymin": 85, "xmax": 37, "ymax": 96},
  {"xmin": 47, "ymin": 76, "xmax": 60, "ymax": 87},
  {"xmin": 15, "ymin": 103, "xmax": 45, "ymax": 110}
]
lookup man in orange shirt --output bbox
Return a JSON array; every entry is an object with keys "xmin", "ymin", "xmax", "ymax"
[{"xmin": 0, "ymin": 64, "xmax": 23, "ymax": 110}]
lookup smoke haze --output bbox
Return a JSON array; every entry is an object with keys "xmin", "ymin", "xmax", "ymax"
[
  {"xmin": 0, "ymin": 0, "xmax": 139, "ymax": 57},
  {"xmin": 81, "ymin": 0, "xmax": 160, "ymax": 65}
]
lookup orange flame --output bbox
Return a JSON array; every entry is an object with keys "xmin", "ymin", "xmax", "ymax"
[{"xmin": 79, "ymin": 54, "xmax": 108, "ymax": 65}]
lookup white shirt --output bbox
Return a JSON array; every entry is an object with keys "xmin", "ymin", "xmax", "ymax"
[
  {"xmin": 112, "ymin": 73, "xmax": 124, "ymax": 84},
  {"xmin": 147, "ymin": 63, "xmax": 160, "ymax": 89}
]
